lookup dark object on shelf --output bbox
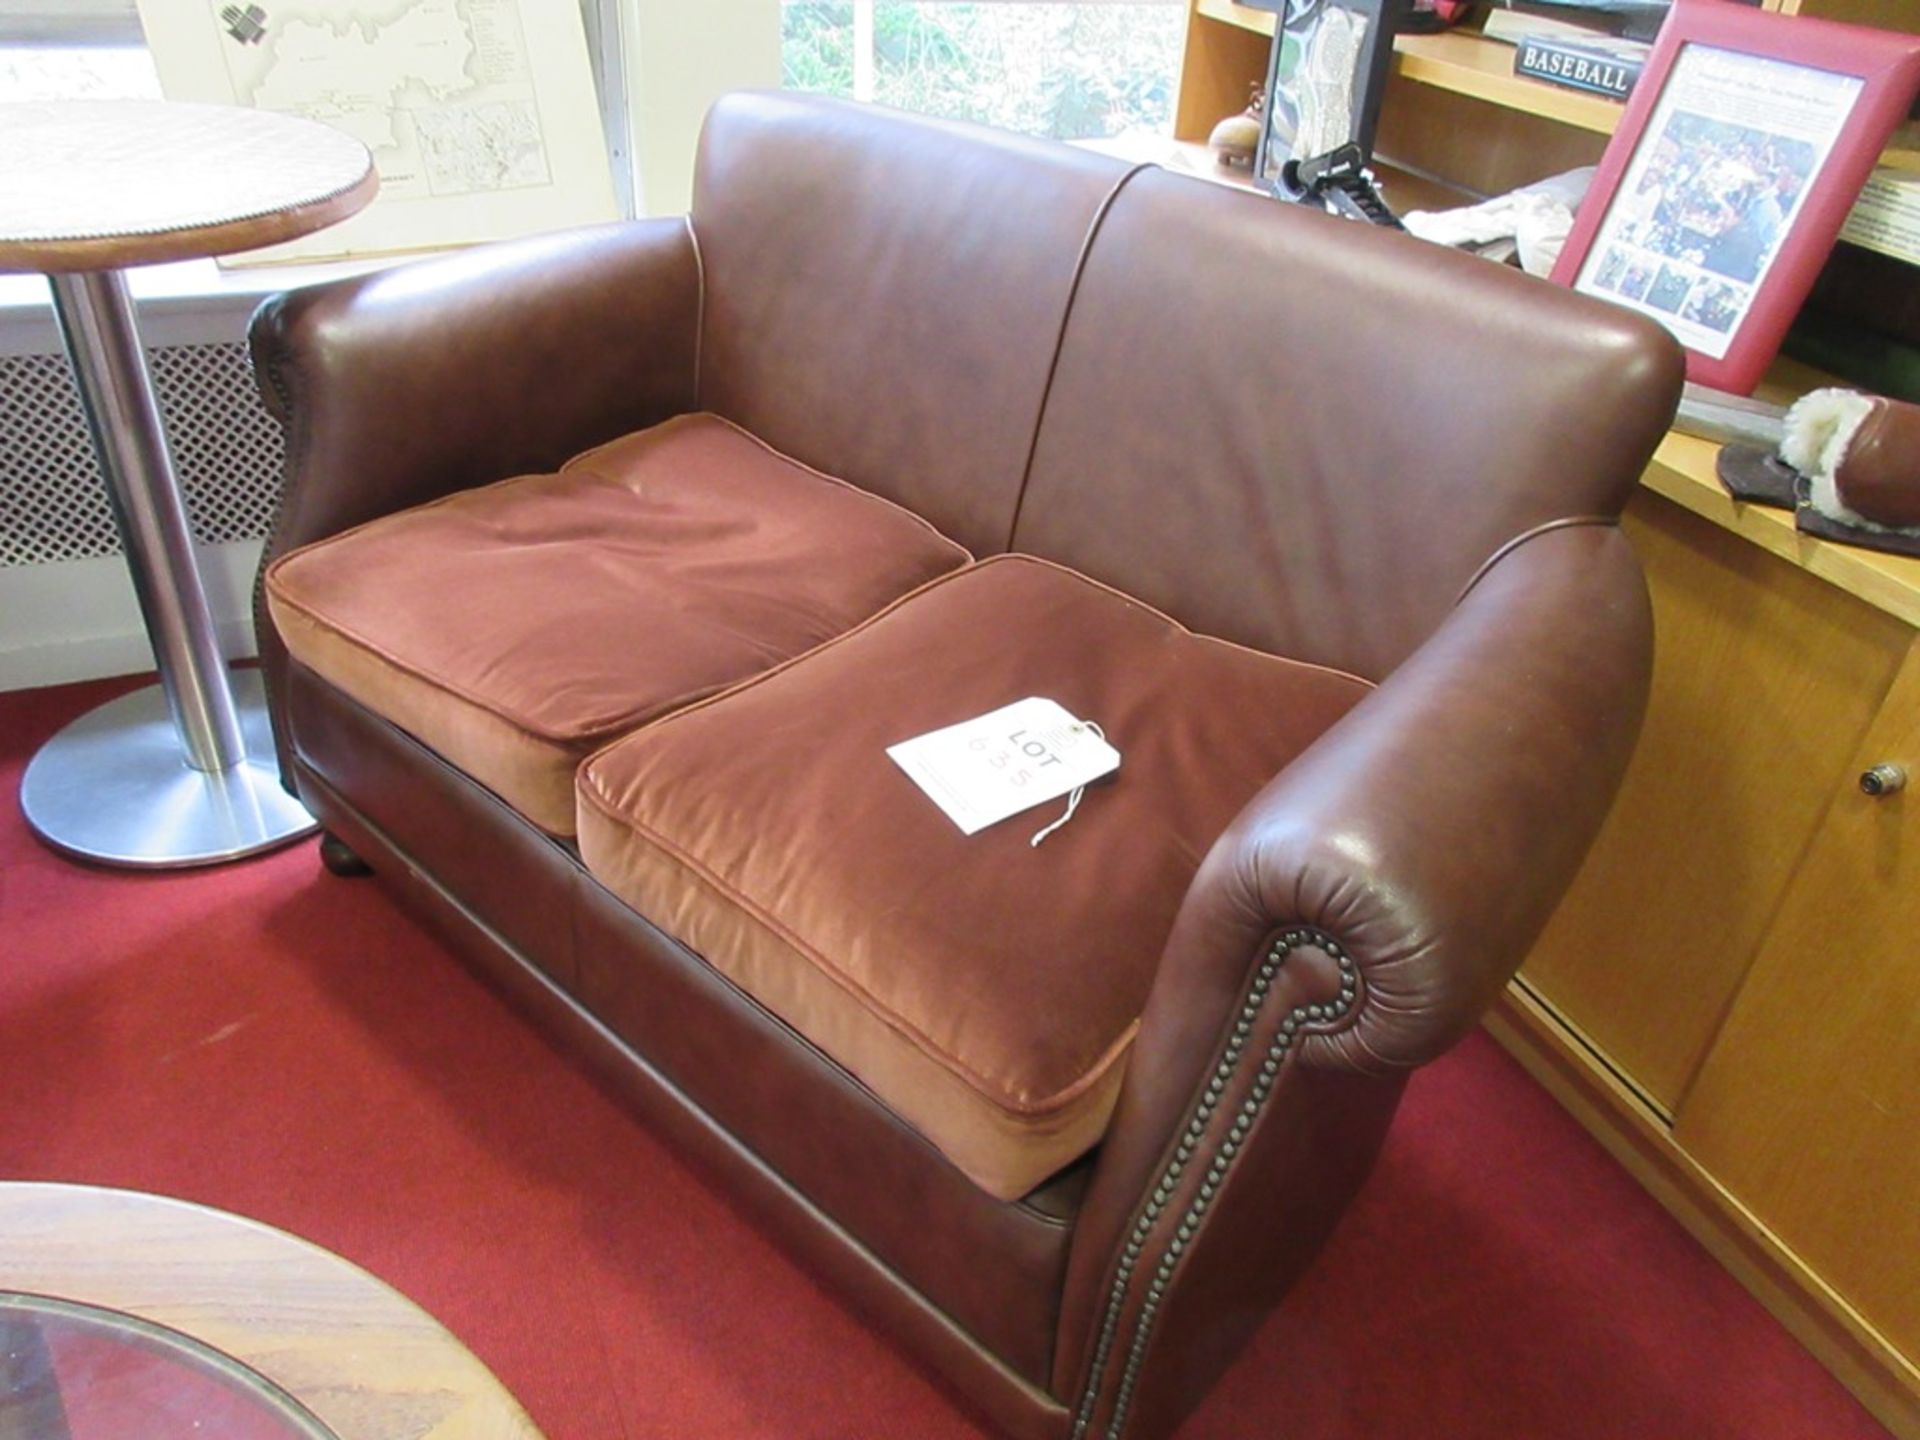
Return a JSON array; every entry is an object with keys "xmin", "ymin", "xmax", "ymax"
[
  {"xmin": 1402, "ymin": 0, "xmax": 1474, "ymax": 34},
  {"xmin": 1808, "ymin": 242, "xmax": 1920, "ymax": 350},
  {"xmin": 1514, "ymin": 33, "xmax": 1649, "ymax": 99},
  {"xmin": 1485, "ymin": 0, "xmax": 1673, "ymax": 41},
  {"xmin": 1282, "ymin": 141, "xmax": 1407, "ymax": 227},
  {"xmin": 1783, "ymin": 307, "xmax": 1920, "ymax": 405},
  {"xmin": 1254, "ymin": 0, "xmax": 1408, "ymax": 190}
]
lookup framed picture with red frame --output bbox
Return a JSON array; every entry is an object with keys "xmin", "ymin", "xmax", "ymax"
[{"xmin": 1549, "ymin": 0, "xmax": 1920, "ymax": 394}]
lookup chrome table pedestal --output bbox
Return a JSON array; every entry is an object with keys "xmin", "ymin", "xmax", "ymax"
[
  {"xmin": 19, "ymin": 272, "xmax": 316, "ymax": 867},
  {"xmin": 23, "ymin": 672, "xmax": 309, "ymax": 870},
  {"xmin": 0, "ymin": 99, "xmax": 376, "ymax": 868}
]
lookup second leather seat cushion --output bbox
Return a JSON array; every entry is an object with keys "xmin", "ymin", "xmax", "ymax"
[
  {"xmin": 265, "ymin": 413, "xmax": 970, "ymax": 834},
  {"xmin": 575, "ymin": 555, "xmax": 1374, "ymax": 1199}
]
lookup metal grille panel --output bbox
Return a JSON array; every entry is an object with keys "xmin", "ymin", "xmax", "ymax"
[{"xmin": 0, "ymin": 340, "xmax": 284, "ymax": 568}]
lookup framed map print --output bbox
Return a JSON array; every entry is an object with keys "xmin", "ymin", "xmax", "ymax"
[{"xmin": 134, "ymin": 0, "xmax": 619, "ymax": 264}]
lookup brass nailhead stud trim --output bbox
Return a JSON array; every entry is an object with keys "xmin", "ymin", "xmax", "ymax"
[{"xmin": 1070, "ymin": 930, "xmax": 1359, "ymax": 1439}]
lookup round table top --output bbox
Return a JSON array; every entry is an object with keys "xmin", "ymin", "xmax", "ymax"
[
  {"xmin": 0, "ymin": 1183, "xmax": 544, "ymax": 1440},
  {"xmin": 0, "ymin": 100, "xmax": 377, "ymax": 275}
]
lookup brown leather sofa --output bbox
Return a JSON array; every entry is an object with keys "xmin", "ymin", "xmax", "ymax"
[{"xmin": 249, "ymin": 91, "xmax": 1682, "ymax": 1439}]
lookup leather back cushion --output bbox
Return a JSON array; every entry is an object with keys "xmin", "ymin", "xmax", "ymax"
[
  {"xmin": 691, "ymin": 90, "xmax": 1132, "ymax": 555},
  {"xmin": 1011, "ymin": 168, "xmax": 1684, "ymax": 681}
]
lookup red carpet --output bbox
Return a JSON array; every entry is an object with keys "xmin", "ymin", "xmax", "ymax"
[{"xmin": 0, "ymin": 676, "xmax": 1891, "ymax": 1439}]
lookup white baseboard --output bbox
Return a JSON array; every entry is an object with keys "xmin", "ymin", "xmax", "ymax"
[{"xmin": 0, "ymin": 540, "xmax": 263, "ymax": 692}]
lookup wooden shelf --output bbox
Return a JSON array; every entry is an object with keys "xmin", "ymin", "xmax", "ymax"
[
  {"xmin": 1194, "ymin": 7, "xmax": 1624, "ymax": 130},
  {"xmin": 1194, "ymin": 5, "xmax": 1919, "ymax": 171},
  {"xmin": 1391, "ymin": 32, "xmax": 1622, "ymax": 133}
]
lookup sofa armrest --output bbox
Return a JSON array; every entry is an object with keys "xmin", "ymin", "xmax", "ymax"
[
  {"xmin": 1157, "ymin": 517, "xmax": 1652, "ymax": 1079},
  {"xmin": 250, "ymin": 216, "xmax": 702, "ymax": 554},
  {"xmin": 1057, "ymin": 520, "xmax": 1653, "ymax": 1436},
  {"xmin": 251, "ymin": 216, "xmax": 702, "ymax": 790}
]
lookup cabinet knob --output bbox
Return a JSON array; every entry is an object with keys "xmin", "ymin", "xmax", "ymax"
[{"xmin": 1860, "ymin": 764, "xmax": 1907, "ymax": 797}]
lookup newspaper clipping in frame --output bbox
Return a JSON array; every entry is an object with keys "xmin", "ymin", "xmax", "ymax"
[{"xmin": 1574, "ymin": 43, "xmax": 1863, "ymax": 358}]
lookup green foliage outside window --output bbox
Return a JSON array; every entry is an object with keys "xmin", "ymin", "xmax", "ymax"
[{"xmin": 781, "ymin": 3, "xmax": 1182, "ymax": 142}]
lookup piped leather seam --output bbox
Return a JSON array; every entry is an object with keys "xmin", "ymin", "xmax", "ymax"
[
  {"xmin": 685, "ymin": 213, "xmax": 707, "ymax": 411},
  {"xmin": 249, "ymin": 305, "xmax": 311, "ymax": 674},
  {"xmin": 249, "ymin": 317, "xmax": 297, "ymax": 601},
  {"xmin": 1455, "ymin": 514, "xmax": 1618, "ymax": 607},
  {"xmin": 1070, "ymin": 926, "xmax": 1361, "ymax": 1440},
  {"xmin": 1003, "ymin": 163, "xmax": 1153, "ymax": 554}
]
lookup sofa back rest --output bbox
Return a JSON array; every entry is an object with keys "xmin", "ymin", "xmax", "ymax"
[
  {"xmin": 1011, "ymin": 167, "xmax": 1683, "ymax": 681},
  {"xmin": 691, "ymin": 91, "xmax": 1133, "ymax": 555}
]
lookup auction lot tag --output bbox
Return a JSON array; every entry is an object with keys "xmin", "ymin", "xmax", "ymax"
[{"xmin": 887, "ymin": 697, "xmax": 1120, "ymax": 836}]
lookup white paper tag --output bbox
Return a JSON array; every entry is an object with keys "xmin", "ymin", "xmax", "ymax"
[{"xmin": 887, "ymin": 697, "xmax": 1121, "ymax": 836}]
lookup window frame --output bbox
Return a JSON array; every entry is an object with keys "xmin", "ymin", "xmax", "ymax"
[{"xmin": 0, "ymin": 1, "xmax": 142, "ymax": 45}]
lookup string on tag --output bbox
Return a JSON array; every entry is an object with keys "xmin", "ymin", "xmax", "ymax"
[{"xmin": 1031, "ymin": 722, "xmax": 1103, "ymax": 848}]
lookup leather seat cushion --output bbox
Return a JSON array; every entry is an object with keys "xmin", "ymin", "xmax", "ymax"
[
  {"xmin": 575, "ymin": 555, "xmax": 1373, "ymax": 1199},
  {"xmin": 265, "ymin": 413, "xmax": 970, "ymax": 834}
]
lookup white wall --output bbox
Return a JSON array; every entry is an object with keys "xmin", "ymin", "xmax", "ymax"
[
  {"xmin": 0, "ymin": 542, "xmax": 261, "ymax": 691},
  {"xmin": 627, "ymin": 1, "xmax": 783, "ymax": 216}
]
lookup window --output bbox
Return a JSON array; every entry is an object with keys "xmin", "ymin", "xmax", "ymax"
[
  {"xmin": 0, "ymin": 1, "xmax": 159, "ymax": 102},
  {"xmin": 781, "ymin": 1, "xmax": 1184, "ymax": 143},
  {"xmin": 2, "ymin": 0, "xmax": 140, "ymax": 44}
]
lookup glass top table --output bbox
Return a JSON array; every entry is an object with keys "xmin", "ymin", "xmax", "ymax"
[
  {"xmin": 1, "ymin": 1292, "xmax": 338, "ymax": 1440},
  {"xmin": 0, "ymin": 1184, "xmax": 544, "ymax": 1440}
]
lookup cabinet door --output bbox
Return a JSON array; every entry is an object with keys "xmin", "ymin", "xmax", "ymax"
[
  {"xmin": 1677, "ymin": 637, "xmax": 1920, "ymax": 1363},
  {"xmin": 1521, "ymin": 492, "xmax": 1911, "ymax": 1113}
]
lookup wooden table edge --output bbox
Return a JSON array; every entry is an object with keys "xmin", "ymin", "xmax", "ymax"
[{"xmin": 0, "ymin": 167, "xmax": 380, "ymax": 276}]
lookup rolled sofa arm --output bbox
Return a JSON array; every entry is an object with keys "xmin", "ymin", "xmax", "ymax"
[
  {"xmin": 1057, "ymin": 520, "xmax": 1654, "ymax": 1438},
  {"xmin": 249, "ymin": 217, "xmax": 702, "ymax": 787},
  {"xmin": 250, "ymin": 216, "xmax": 702, "ymax": 549}
]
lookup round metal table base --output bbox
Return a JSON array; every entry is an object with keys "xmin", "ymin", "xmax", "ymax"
[{"xmin": 21, "ymin": 671, "xmax": 317, "ymax": 869}]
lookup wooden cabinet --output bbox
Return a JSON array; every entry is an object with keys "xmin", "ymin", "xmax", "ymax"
[
  {"xmin": 1167, "ymin": 1, "xmax": 1920, "ymax": 1431},
  {"xmin": 1678, "ymin": 641, "xmax": 1920, "ymax": 1378},
  {"xmin": 1505, "ymin": 454, "xmax": 1920, "ymax": 1437},
  {"xmin": 1523, "ymin": 492, "xmax": 1911, "ymax": 1114}
]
